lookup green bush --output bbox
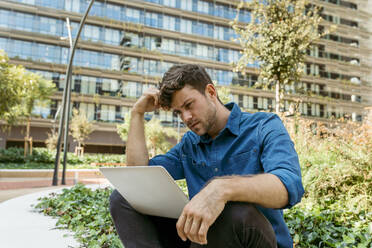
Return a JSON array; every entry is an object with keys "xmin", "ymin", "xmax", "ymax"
[
  {"xmin": 28, "ymin": 148, "xmax": 56, "ymax": 163},
  {"xmin": 0, "ymin": 147, "xmax": 26, "ymax": 163},
  {"xmin": 0, "ymin": 147, "xmax": 126, "ymax": 168},
  {"xmin": 285, "ymin": 205, "xmax": 371, "ymax": 247},
  {"xmin": 34, "ymin": 184, "xmax": 123, "ymax": 248}
]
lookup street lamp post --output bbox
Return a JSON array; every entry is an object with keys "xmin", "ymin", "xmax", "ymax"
[
  {"xmin": 61, "ymin": 17, "xmax": 73, "ymax": 185},
  {"xmin": 52, "ymin": 0, "xmax": 95, "ymax": 186}
]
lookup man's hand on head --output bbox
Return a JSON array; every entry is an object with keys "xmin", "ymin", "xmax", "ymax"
[
  {"xmin": 132, "ymin": 88, "xmax": 161, "ymax": 115},
  {"xmin": 176, "ymin": 179, "xmax": 227, "ymax": 245}
]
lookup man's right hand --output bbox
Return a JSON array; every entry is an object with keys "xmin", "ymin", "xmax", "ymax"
[{"xmin": 132, "ymin": 88, "xmax": 160, "ymax": 115}]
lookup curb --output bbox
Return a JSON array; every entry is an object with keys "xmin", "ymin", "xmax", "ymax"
[{"xmin": 0, "ymin": 184, "xmax": 111, "ymax": 248}]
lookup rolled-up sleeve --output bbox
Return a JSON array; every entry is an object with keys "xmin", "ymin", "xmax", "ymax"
[
  {"xmin": 148, "ymin": 140, "xmax": 185, "ymax": 180},
  {"xmin": 258, "ymin": 114, "xmax": 305, "ymax": 209}
]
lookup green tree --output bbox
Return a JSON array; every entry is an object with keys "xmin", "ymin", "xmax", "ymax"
[
  {"xmin": 216, "ymin": 85, "xmax": 232, "ymax": 105},
  {"xmin": 0, "ymin": 50, "xmax": 56, "ymax": 155},
  {"xmin": 22, "ymin": 72, "xmax": 56, "ymax": 155},
  {"xmin": 0, "ymin": 49, "xmax": 24, "ymax": 123},
  {"xmin": 45, "ymin": 129, "xmax": 58, "ymax": 151},
  {"xmin": 117, "ymin": 113, "xmax": 178, "ymax": 157},
  {"xmin": 70, "ymin": 108, "xmax": 94, "ymax": 156},
  {"xmin": 232, "ymin": 0, "xmax": 333, "ymax": 113}
]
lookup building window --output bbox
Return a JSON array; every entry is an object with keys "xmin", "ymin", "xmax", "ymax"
[{"xmin": 79, "ymin": 102, "xmax": 95, "ymax": 121}]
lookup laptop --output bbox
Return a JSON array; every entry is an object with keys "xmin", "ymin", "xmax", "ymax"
[{"xmin": 99, "ymin": 166, "xmax": 189, "ymax": 219}]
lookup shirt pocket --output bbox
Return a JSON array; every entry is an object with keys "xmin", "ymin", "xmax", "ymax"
[
  {"xmin": 223, "ymin": 149, "xmax": 261, "ymax": 175},
  {"xmin": 182, "ymin": 155, "xmax": 214, "ymax": 181}
]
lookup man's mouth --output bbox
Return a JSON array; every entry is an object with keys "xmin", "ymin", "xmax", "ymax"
[{"xmin": 189, "ymin": 121, "xmax": 199, "ymax": 129}]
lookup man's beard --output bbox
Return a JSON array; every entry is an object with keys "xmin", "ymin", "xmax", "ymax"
[{"xmin": 195, "ymin": 101, "xmax": 217, "ymax": 136}]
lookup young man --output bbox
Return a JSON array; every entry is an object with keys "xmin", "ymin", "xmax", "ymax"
[{"xmin": 110, "ymin": 64, "xmax": 304, "ymax": 248}]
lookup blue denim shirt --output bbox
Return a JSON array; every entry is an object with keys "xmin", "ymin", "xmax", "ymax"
[{"xmin": 149, "ymin": 102, "xmax": 304, "ymax": 248}]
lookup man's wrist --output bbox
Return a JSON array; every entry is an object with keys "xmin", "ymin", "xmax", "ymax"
[
  {"xmin": 131, "ymin": 109, "xmax": 145, "ymax": 117},
  {"xmin": 213, "ymin": 177, "xmax": 234, "ymax": 203}
]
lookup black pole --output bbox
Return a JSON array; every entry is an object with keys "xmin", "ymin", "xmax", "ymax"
[
  {"xmin": 52, "ymin": 0, "xmax": 95, "ymax": 186},
  {"xmin": 52, "ymin": 65, "xmax": 70, "ymax": 186},
  {"xmin": 61, "ymin": 17, "xmax": 73, "ymax": 185},
  {"xmin": 61, "ymin": 66, "xmax": 73, "ymax": 185}
]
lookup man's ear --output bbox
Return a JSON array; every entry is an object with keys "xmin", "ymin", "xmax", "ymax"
[{"xmin": 205, "ymin": 84, "xmax": 217, "ymax": 100}]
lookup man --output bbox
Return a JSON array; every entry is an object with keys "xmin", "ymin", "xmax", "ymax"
[{"xmin": 110, "ymin": 64, "xmax": 304, "ymax": 248}]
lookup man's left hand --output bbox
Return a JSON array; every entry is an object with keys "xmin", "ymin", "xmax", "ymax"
[{"xmin": 176, "ymin": 179, "xmax": 227, "ymax": 245}]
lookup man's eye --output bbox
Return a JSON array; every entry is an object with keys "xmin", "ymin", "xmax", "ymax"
[{"xmin": 186, "ymin": 102, "xmax": 192, "ymax": 109}]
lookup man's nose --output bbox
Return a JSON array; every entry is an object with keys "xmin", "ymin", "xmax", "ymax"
[{"xmin": 182, "ymin": 111, "xmax": 192, "ymax": 123}]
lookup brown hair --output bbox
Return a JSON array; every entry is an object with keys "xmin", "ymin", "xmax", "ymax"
[{"xmin": 158, "ymin": 64, "xmax": 213, "ymax": 109}]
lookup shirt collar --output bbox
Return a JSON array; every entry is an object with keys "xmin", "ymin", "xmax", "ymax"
[{"xmin": 194, "ymin": 102, "xmax": 241, "ymax": 144}]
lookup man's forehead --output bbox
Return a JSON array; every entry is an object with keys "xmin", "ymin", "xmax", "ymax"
[
  {"xmin": 170, "ymin": 86, "xmax": 197, "ymax": 110},
  {"xmin": 171, "ymin": 95, "xmax": 192, "ymax": 110}
]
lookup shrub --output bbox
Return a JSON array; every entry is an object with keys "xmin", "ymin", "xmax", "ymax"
[
  {"xmin": 285, "ymin": 205, "xmax": 371, "ymax": 247},
  {"xmin": 0, "ymin": 147, "xmax": 126, "ymax": 167},
  {"xmin": 0, "ymin": 147, "xmax": 26, "ymax": 163},
  {"xmin": 34, "ymin": 184, "xmax": 123, "ymax": 248}
]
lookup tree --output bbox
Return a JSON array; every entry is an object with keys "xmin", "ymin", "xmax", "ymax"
[
  {"xmin": 0, "ymin": 50, "xmax": 24, "ymax": 124},
  {"xmin": 45, "ymin": 129, "xmax": 58, "ymax": 150},
  {"xmin": 70, "ymin": 108, "xmax": 94, "ymax": 156},
  {"xmin": 0, "ymin": 50, "xmax": 56, "ymax": 155},
  {"xmin": 216, "ymin": 84, "xmax": 232, "ymax": 105},
  {"xmin": 145, "ymin": 118, "xmax": 178, "ymax": 157},
  {"xmin": 117, "ymin": 113, "xmax": 178, "ymax": 157},
  {"xmin": 232, "ymin": 0, "xmax": 333, "ymax": 113},
  {"xmin": 22, "ymin": 73, "xmax": 56, "ymax": 155}
]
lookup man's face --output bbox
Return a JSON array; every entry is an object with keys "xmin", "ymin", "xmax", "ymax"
[{"xmin": 171, "ymin": 85, "xmax": 217, "ymax": 136}]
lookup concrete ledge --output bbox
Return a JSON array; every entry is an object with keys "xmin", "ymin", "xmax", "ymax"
[
  {"xmin": 0, "ymin": 184, "xmax": 111, "ymax": 248},
  {"xmin": 0, "ymin": 169, "xmax": 104, "ymax": 178}
]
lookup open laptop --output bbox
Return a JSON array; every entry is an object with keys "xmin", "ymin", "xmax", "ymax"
[{"xmin": 99, "ymin": 166, "xmax": 189, "ymax": 219}]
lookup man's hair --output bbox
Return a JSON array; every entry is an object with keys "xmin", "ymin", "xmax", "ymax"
[{"xmin": 158, "ymin": 64, "xmax": 213, "ymax": 109}]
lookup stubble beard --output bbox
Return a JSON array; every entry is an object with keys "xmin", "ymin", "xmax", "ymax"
[{"xmin": 197, "ymin": 101, "xmax": 217, "ymax": 136}]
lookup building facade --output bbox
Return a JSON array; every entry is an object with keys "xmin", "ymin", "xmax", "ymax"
[{"xmin": 0, "ymin": 0, "xmax": 371, "ymax": 153}]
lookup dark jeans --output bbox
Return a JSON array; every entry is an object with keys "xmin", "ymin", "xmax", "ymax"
[{"xmin": 109, "ymin": 189, "xmax": 277, "ymax": 248}]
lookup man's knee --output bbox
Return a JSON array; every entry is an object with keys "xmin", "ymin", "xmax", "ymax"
[
  {"xmin": 221, "ymin": 202, "xmax": 270, "ymax": 230},
  {"xmin": 109, "ymin": 189, "xmax": 130, "ymax": 215},
  {"xmin": 206, "ymin": 202, "xmax": 276, "ymax": 247}
]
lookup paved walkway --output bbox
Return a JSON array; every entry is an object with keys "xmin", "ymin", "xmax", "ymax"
[
  {"xmin": 0, "ymin": 171, "xmax": 107, "ymax": 202},
  {"xmin": 0, "ymin": 170, "xmax": 111, "ymax": 247},
  {"xmin": 0, "ymin": 183, "xmax": 111, "ymax": 248}
]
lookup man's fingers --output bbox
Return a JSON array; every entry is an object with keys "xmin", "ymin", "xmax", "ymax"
[
  {"xmin": 183, "ymin": 215, "xmax": 193, "ymax": 236},
  {"xmin": 144, "ymin": 90, "xmax": 160, "ymax": 107},
  {"xmin": 176, "ymin": 213, "xmax": 187, "ymax": 241},
  {"xmin": 189, "ymin": 216, "xmax": 202, "ymax": 243},
  {"xmin": 198, "ymin": 221, "xmax": 210, "ymax": 244}
]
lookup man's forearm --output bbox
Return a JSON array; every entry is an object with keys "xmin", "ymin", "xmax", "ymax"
[
  {"xmin": 215, "ymin": 173, "xmax": 288, "ymax": 209},
  {"xmin": 126, "ymin": 111, "xmax": 149, "ymax": 166}
]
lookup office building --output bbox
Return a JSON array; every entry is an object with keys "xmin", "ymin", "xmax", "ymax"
[{"xmin": 0, "ymin": 0, "xmax": 371, "ymax": 153}]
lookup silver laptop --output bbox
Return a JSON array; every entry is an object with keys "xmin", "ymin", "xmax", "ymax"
[{"xmin": 100, "ymin": 166, "xmax": 189, "ymax": 219}]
